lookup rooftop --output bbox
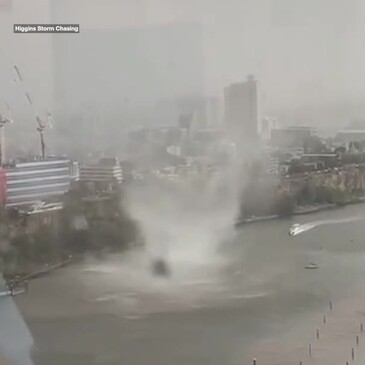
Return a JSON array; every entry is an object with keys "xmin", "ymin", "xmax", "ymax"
[
  {"xmin": 337, "ymin": 130, "xmax": 365, "ymax": 134},
  {"xmin": 301, "ymin": 153, "xmax": 337, "ymax": 157},
  {"xmin": 272, "ymin": 126, "xmax": 313, "ymax": 131},
  {"xmin": 3, "ymin": 156, "xmax": 69, "ymax": 169}
]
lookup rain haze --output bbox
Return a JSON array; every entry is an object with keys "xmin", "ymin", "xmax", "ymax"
[
  {"xmin": 0, "ymin": 0, "xmax": 365, "ymax": 147},
  {"xmin": 2, "ymin": 1, "xmax": 365, "ymax": 365}
]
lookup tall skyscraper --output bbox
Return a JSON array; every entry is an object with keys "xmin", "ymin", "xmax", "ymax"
[
  {"xmin": 205, "ymin": 97, "xmax": 222, "ymax": 127},
  {"xmin": 224, "ymin": 75, "xmax": 258, "ymax": 156}
]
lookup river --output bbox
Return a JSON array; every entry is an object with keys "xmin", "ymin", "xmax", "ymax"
[{"xmin": 15, "ymin": 204, "xmax": 365, "ymax": 365}]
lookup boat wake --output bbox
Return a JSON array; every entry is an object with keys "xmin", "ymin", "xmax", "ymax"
[{"xmin": 289, "ymin": 216, "xmax": 361, "ymax": 236}]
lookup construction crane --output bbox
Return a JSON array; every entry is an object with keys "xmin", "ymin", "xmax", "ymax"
[
  {"xmin": 36, "ymin": 111, "xmax": 53, "ymax": 159},
  {"xmin": 36, "ymin": 116, "xmax": 46, "ymax": 159},
  {"xmin": 14, "ymin": 64, "xmax": 53, "ymax": 159},
  {"xmin": 0, "ymin": 102, "xmax": 13, "ymax": 167}
]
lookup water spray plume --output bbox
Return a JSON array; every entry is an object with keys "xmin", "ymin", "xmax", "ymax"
[
  {"xmin": 79, "ymin": 152, "xmax": 257, "ymax": 314},
  {"xmin": 124, "ymin": 160, "xmax": 243, "ymax": 271}
]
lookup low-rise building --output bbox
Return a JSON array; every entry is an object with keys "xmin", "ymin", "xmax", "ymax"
[
  {"xmin": 261, "ymin": 148, "xmax": 279, "ymax": 175},
  {"xmin": 335, "ymin": 130, "xmax": 365, "ymax": 143},
  {"xmin": 300, "ymin": 153, "xmax": 339, "ymax": 168},
  {"xmin": 79, "ymin": 158, "xmax": 123, "ymax": 183},
  {"xmin": 70, "ymin": 161, "xmax": 80, "ymax": 181},
  {"xmin": 271, "ymin": 127, "xmax": 314, "ymax": 148}
]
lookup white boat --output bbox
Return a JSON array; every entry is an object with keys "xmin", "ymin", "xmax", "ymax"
[
  {"xmin": 289, "ymin": 223, "xmax": 302, "ymax": 236},
  {"xmin": 305, "ymin": 262, "xmax": 320, "ymax": 270}
]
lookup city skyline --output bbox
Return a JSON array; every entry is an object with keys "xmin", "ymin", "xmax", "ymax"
[{"xmin": 0, "ymin": 0, "xmax": 365, "ymax": 153}]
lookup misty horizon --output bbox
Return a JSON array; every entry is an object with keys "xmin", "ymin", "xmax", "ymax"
[{"xmin": 0, "ymin": 0, "xmax": 365, "ymax": 152}]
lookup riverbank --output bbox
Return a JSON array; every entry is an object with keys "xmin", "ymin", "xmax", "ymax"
[
  {"xmin": 236, "ymin": 198, "xmax": 365, "ymax": 226},
  {"xmin": 4, "ymin": 256, "xmax": 75, "ymax": 283}
]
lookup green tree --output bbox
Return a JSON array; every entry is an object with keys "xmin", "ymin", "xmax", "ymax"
[
  {"xmin": 303, "ymin": 136, "xmax": 328, "ymax": 153},
  {"xmin": 274, "ymin": 193, "xmax": 295, "ymax": 217},
  {"xmin": 296, "ymin": 181, "xmax": 316, "ymax": 205},
  {"xmin": 314, "ymin": 186, "xmax": 333, "ymax": 204}
]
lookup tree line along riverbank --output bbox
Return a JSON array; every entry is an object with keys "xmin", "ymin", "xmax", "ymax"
[
  {"xmin": 1, "ymin": 175, "xmax": 364, "ymax": 279},
  {"xmin": 0, "ymin": 185, "xmax": 140, "ymax": 280},
  {"xmin": 239, "ymin": 177, "xmax": 365, "ymax": 220}
]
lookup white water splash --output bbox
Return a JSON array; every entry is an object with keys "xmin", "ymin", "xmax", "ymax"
[
  {"xmin": 124, "ymin": 165, "xmax": 244, "ymax": 272},
  {"xmin": 78, "ymin": 161, "xmax": 272, "ymax": 314},
  {"xmin": 289, "ymin": 216, "xmax": 362, "ymax": 236},
  {"xmin": 79, "ymin": 239, "xmax": 271, "ymax": 315}
]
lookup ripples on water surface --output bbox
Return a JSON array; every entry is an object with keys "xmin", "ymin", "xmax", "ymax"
[
  {"xmin": 18, "ymin": 205, "xmax": 365, "ymax": 365},
  {"xmin": 79, "ymin": 248, "xmax": 271, "ymax": 316},
  {"xmin": 76, "ymin": 211, "xmax": 365, "ymax": 318}
]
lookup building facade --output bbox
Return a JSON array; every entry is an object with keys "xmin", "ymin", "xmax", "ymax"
[
  {"xmin": 270, "ymin": 127, "xmax": 313, "ymax": 148},
  {"xmin": 5, "ymin": 158, "xmax": 72, "ymax": 207},
  {"xmin": 224, "ymin": 75, "xmax": 258, "ymax": 157},
  {"xmin": 79, "ymin": 158, "xmax": 123, "ymax": 184},
  {"xmin": 336, "ymin": 130, "xmax": 365, "ymax": 143},
  {"xmin": 262, "ymin": 148, "xmax": 279, "ymax": 176}
]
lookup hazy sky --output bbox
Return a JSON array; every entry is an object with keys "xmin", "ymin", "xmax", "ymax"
[
  {"xmin": 1, "ymin": 0, "xmax": 365, "ymax": 140},
  {"xmin": 49, "ymin": 0, "xmax": 364, "ymax": 104}
]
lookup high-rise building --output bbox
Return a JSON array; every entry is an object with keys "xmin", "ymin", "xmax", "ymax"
[
  {"xmin": 205, "ymin": 97, "xmax": 222, "ymax": 127},
  {"xmin": 4, "ymin": 157, "xmax": 73, "ymax": 207},
  {"xmin": 261, "ymin": 117, "xmax": 277, "ymax": 141},
  {"xmin": 224, "ymin": 75, "xmax": 258, "ymax": 156}
]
